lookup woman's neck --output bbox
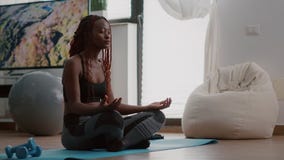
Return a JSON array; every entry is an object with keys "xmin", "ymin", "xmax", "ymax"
[{"xmin": 82, "ymin": 48, "xmax": 100, "ymax": 60}]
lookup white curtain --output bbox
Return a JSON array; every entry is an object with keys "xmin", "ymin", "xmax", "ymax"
[
  {"xmin": 204, "ymin": 0, "xmax": 220, "ymax": 80},
  {"xmin": 158, "ymin": 0, "xmax": 220, "ymax": 80}
]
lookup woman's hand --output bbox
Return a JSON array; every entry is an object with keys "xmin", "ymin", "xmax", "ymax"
[
  {"xmin": 146, "ymin": 98, "xmax": 172, "ymax": 110},
  {"xmin": 100, "ymin": 95, "xmax": 122, "ymax": 110}
]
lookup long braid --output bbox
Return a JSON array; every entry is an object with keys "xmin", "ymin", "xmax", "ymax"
[{"xmin": 102, "ymin": 25, "xmax": 112, "ymax": 100}]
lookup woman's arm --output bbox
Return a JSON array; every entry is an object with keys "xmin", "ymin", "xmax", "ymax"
[{"xmin": 117, "ymin": 98, "xmax": 172, "ymax": 115}]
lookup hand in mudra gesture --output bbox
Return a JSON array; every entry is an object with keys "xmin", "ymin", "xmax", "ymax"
[
  {"xmin": 147, "ymin": 98, "xmax": 172, "ymax": 110},
  {"xmin": 100, "ymin": 95, "xmax": 121, "ymax": 110}
]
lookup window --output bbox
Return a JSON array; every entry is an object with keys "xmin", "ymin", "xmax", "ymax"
[
  {"xmin": 142, "ymin": 0, "xmax": 209, "ymax": 118},
  {"xmin": 107, "ymin": 0, "xmax": 131, "ymax": 20}
]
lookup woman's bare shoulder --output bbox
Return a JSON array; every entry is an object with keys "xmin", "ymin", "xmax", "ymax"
[
  {"xmin": 63, "ymin": 55, "xmax": 82, "ymax": 74},
  {"xmin": 65, "ymin": 55, "xmax": 81, "ymax": 66}
]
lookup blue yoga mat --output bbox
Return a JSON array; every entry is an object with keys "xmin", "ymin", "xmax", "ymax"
[{"xmin": 0, "ymin": 138, "xmax": 217, "ymax": 160}]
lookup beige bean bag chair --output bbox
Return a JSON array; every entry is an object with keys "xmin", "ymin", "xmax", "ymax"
[{"xmin": 182, "ymin": 62, "xmax": 279, "ymax": 139}]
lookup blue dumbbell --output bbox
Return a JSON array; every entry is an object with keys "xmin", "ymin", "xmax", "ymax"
[{"xmin": 5, "ymin": 137, "xmax": 42, "ymax": 159}]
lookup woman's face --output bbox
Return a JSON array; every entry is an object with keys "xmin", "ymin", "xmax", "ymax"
[{"xmin": 91, "ymin": 19, "xmax": 111, "ymax": 49}]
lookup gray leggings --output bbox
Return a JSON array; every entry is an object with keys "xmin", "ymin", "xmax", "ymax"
[{"xmin": 61, "ymin": 110, "xmax": 165, "ymax": 150}]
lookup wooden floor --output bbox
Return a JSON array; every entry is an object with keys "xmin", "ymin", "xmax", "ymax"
[{"xmin": 1, "ymin": 130, "xmax": 284, "ymax": 160}]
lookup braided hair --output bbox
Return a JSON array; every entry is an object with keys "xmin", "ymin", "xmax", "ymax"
[
  {"xmin": 69, "ymin": 15, "xmax": 112, "ymax": 83},
  {"xmin": 69, "ymin": 15, "xmax": 110, "ymax": 57}
]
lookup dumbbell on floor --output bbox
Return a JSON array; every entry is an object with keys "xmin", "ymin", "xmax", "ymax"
[{"xmin": 5, "ymin": 137, "xmax": 42, "ymax": 159}]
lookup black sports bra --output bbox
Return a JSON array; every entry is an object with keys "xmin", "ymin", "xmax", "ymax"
[
  {"xmin": 79, "ymin": 78, "xmax": 106, "ymax": 103},
  {"xmin": 63, "ymin": 55, "xmax": 106, "ymax": 103}
]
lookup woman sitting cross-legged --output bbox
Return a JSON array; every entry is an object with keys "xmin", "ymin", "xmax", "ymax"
[{"xmin": 61, "ymin": 15, "xmax": 172, "ymax": 152}]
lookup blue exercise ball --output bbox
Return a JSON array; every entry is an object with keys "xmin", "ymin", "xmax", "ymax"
[{"xmin": 8, "ymin": 71, "xmax": 64, "ymax": 136}]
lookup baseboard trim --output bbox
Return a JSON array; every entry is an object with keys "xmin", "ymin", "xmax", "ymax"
[
  {"xmin": 273, "ymin": 125, "xmax": 284, "ymax": 135},
  {"xmin": 0, "ymin": 121, "xmax": 16, "ymax": 130},
  {"xmin": 1, "ymin": 120, "xmax": 284, "ymax": 135},
  {"xmin": 161, "ymin": 125, "xmax": 284, "ymax": 135},
  {"xmin": 160, "ymin": 125, "xmax": 183, "ymax": 133}
]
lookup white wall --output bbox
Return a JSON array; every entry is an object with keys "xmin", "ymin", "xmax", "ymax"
[
  {"xmin": 111, "ymin": 23, "xmax": 137, "ymax": 105},
  {"xmin": 218, "ymin": 0, "xmax": 284, "ymax": 124}
]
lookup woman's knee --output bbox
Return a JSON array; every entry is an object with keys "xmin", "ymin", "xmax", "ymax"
[
  {"xmin": 150, "ymin": 110, "xmax": 166, "ymax": 124},
  {"xmin": 95, "ymin": 110, "xmax": 124, "ymax": 129}
]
